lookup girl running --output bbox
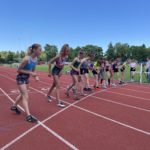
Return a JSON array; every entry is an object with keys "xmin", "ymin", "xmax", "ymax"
[
  {"xmin": 80, "ymin": 56, "xmax": 92, "ymax": 92},
  {"xmin": 11, "ymin": 44, "xmax": 42, "ymax": 123},
  {"xmin": 47, "ymin": 44, "xmax": 70, "ymax": 108},
  {"xmin": 109, "ymin": 60, "xmax": 117, "ymax": 87},
  {"xmin": 66, "ymin": 51, "xmax": 84, "ymax": 100},
  {"xmin": 112, "ymin": 59, "xmax": 121, "ymax": 84},
  {"xmin": 91, "ymin": 60, "xmax": 100, "ymax": 89},
  {"xmin": 130, "ymin": 59, "xmax": 137, "ymax": 82},
  {"xmin": 99, "ymin": 59, "xmax": 107, "ymax": 89},
  {"xmin": 119, "ymin": 61, "xmax": 127, "ymax": 84},
  {"xmin": 146, "ymin": 57, "xmax": 150, "ymax": 83},
  {"xmin": 105, "ymin": 61, "xmax": 111, "ymax": 86}
]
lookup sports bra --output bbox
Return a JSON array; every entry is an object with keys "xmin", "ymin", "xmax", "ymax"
[{"xmin": 23, "ymin": 56, "xmax": 37, "ymax": 71}]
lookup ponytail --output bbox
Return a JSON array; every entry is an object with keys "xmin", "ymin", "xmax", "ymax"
[
  {"xmin": 27, "ymin": 46, "xmax": 33, "ymax": 56},
  {"xmin": 27, "ymin": 43, "xmax": 41, "ymax": 56}
]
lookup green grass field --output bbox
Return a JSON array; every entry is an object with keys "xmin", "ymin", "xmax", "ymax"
[{"xmin": 36, "ymin": 64, "xmax": 148, "ymax": 83}]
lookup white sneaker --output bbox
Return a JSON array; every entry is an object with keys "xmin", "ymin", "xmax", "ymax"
[
  {"xmin": 57, "ymin": 101, "xmax": 65, "ymax": 108},
  {"xmin": 102, "ymin": 85, "xmax": 107, "ymax": 89},
  {"xmin": 131, "ymin": 79, "xmax": 134, "ymax": 82},
  {"xmin": 112, "ymin": 83, "xmax": 117, "ymax": 87}
]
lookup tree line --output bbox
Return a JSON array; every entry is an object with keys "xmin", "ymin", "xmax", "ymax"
[{"xmin": 0, "ymin": 43, "xmax": 150, "ymax": 64}]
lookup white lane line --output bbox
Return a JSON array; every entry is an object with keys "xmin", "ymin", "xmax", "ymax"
[
  {"xmin": 118, "ymin": 87, "xmax": 150, "ymax": 94},
  {"xmin": 91, "ymin": 95, "xmax": 150, "ymax": 112},
  {"xmin": 73, "ymin": 104, "xmax": 150, "ymax": 136},
  {"xmin": 105, "ymin": 90, "xmax": 150, "ymax": 101},
  {"xmin": 30, "ymin": 87, "xmax": 150, "ymax": 136},
  {"xmin": 0, "ymin": 72, "xmax": 103, "ymax": 150},
  {"xmin": 0, "ymin": 88, "xmax": 78, "ymax": 150}
]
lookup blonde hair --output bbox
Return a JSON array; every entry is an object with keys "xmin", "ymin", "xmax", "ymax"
[
  {"xmin": 27, "ymin": 43, "xmax": 41, "ymax": 56},
  {"xmin": 60, "ymin": 44, "xmax": 70, "ymax": 55}
]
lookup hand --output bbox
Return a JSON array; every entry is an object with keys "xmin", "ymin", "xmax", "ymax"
[
  {"xmin": 58, "ymin": 72, "xmax": 62, "ymax": 77},
  {"xmin": 35, "ymin": 76, "xmax": 40, "ymax": 82},
  {"xmin": 31, "ymin": 72, "xmax": 37, "ymax": 77}
]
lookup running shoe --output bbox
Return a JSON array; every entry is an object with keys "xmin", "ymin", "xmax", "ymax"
[
  {"xmin": 26, "ymin": 115, "xmax": 38, "ymax": 123},
  {"xmin": 102, "ymin": 85, "xmax": 107, "ymax": 89},
  {"xmin": 57, "ymin": 101, "xmax": 66, "ymax": 108},
  {"xmin": 10, "ymin": 106, "xmax": 21, "ymax": 114},
  {"xmin": 47, "ymin": 95, "xmax": 52, "ymax": 102}
]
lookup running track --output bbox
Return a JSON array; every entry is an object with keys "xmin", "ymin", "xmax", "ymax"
[{"xmin": 0, "ymin": 66, "xmax": 150, "ymax": 150}]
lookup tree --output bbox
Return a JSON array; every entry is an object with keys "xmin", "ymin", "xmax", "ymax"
[
  {"xmin": 106, "ymin": 43, "xmax": 115, "ymax": 60},
  {"xmin": 6, "ymin": 51, "xmax": 15, "ymax": 63},
  {"xmin": 68, "ymin": 46, "xmax": 81, "ymax": 61},
  {"xmin": 39, "ymin": 51, "xmax": 46, "ymax": 61},
  {"xmin": 114, "ymin": 43, "xmax": 130, "ymax": 61},
  {"xmin": 44, "ymin": 44, "xmax": 58, "ymax": 62},
  {"xmin": 20, "ymin": 51, "xmax": 26, "ymax": 58},
  {"xmin": 82, "ymin": 45, "xmax": 103, "ymax": 60}
]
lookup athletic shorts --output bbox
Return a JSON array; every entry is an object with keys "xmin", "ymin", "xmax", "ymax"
[
  {"xmin": 16, "ymin": 74, "xmax": 30, "ymax": 85},
  {"xmin": 92, "ymin": 70, "xmax": 98, "ymax": 75},
  {"xmin": 113, "ymin": 68, "xmax": 119, "ymax": 73},
  {"xmin": 52, "ymin": 66, "xmax": 63, "ymax": 76},
  {"xmin": 120, "ymin": 67, "xmax": 125, "ymax": 72},
  {"xmin": 80, "ymin": 68, "xmax": 89, "ymax": 75},
  {"xmin": 130, "ymin": 68, "xmax": 136, "ymax": 72},
  {"xmin": 70, "ymin": 69, "xmax": 79, "ymax": 75}
]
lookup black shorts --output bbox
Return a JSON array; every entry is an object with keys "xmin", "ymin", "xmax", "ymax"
[
  {"xmin": 80, "ymin": 68, "xmax": 89, "ymax": 75},
  {"xmin": 92, "ymin": 70, "xmax": 98, "ymax": 75},
  {"xmin": 52, "ymin": 66, "xmax": 63, "ymax": 76},
  {"xmin": 113, "ymin": 68, "xmax": 119, "ymax": 73},
  {"xmin": 120, "ymin": 67, "xmax": 125, "ymax": 72},
  {"xmin": 106, "ymin": 69, "xmax": 109, "ymax": 72},
  {"xmin": 130, "ymin": 68, "xmax": 136, "ymax": 72},
  {"xmin": 16, "ymin": 74, "xmax": 30, "ymax": 85},
  {"xmin": 70, "ymin": 69, "xmax": 79, "ymax": 75}
]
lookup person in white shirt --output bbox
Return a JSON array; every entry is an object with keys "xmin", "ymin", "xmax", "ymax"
[
  {"xmin": 130, "ymin": 59, "xmax": 137, "ymax": 82},
  {"xmin": 146, "ymin": 57, "xmax": 150, "ymax": 83}
]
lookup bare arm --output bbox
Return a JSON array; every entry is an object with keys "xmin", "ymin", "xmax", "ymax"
[
  {"xmin": 48, "ymin": 55, "xmax": 60, "ymax": 76},
  {"xmin": 69, "ymin": 57, "xmax": 79, "ymax": 72}
]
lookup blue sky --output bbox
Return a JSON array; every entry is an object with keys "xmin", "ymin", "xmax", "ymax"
[{"xmin": 0, "ymin": 0, "xmax": 150, "ymax": 52}]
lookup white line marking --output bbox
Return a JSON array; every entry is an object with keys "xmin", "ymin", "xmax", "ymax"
[
  {"xmin": 0, "ymin": 73, "xmax": 102, "ymax": 150},
  {"xmin": 72, "ymin": 103, "xmax": 150, "ymax": 136},
  {"xmin": 119, "ymin": 87, "xmax": 150, "ymax": 94},
  {"xmin": 0, "ymin": 88, "xmax": 79, "ymax": 150},
  {"xmin": 105, "ymin": 90, "xmax": 150, "ymax": 101},
  {"xmin": 30, "ymin": 87, "xmax": 150, "ymax": 136},
  {"xmin": 91, "ymin": 95, "xmax": 150, "ymax": 112}
]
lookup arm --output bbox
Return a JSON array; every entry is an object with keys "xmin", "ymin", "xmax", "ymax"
[
  {"xmin": 48, "ymin": 55, "xmax": 60, "ymax": 76},
  {"xmin": 69, "ymin": 57, "xmax": 79, "ymax": 72}
]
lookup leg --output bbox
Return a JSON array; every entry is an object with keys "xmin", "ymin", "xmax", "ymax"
[
  {"xmin": 47, "ymin": 80, "xmax": 56, "ymax": 96},
  {"xmin": 72, "ymin": 75, "xmax": 79, "ymax": 99},
  {"xmin": 14, "ymin": 84, "xmax": 30, "ymax": 116},
  {"xmin": 85, "ymin": 73, "xmax": 90, "ymax": 88},
  {"xmin": 67, "ymin": 75, "xmax": 76, "ymax": 92},
  {"xmin": 14, "ymin": 84, "xmax": 29, "ymax": 106}
]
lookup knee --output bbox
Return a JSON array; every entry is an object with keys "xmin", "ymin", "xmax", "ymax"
[
  {"xmin": 56, "ymin": 83, "xmax": 60, "ymax": 89},
  {"xmin": 22, "ymin": 92, "xmax": 29, "ymax": 100}
]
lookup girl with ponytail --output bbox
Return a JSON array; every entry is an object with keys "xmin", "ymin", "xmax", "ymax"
[{"xmin": 11, "ymin": 44, "xmax": 42, "ymax": 123}]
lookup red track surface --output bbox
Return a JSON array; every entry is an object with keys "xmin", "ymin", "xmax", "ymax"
[{"xmin": 0, "ymin": 66, "xmax": 150, "ymax": 150}]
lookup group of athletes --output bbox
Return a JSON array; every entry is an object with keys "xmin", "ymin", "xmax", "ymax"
[{"xmin": 10, "ymin": 43, "xmax": 139, "ymax": 123}]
